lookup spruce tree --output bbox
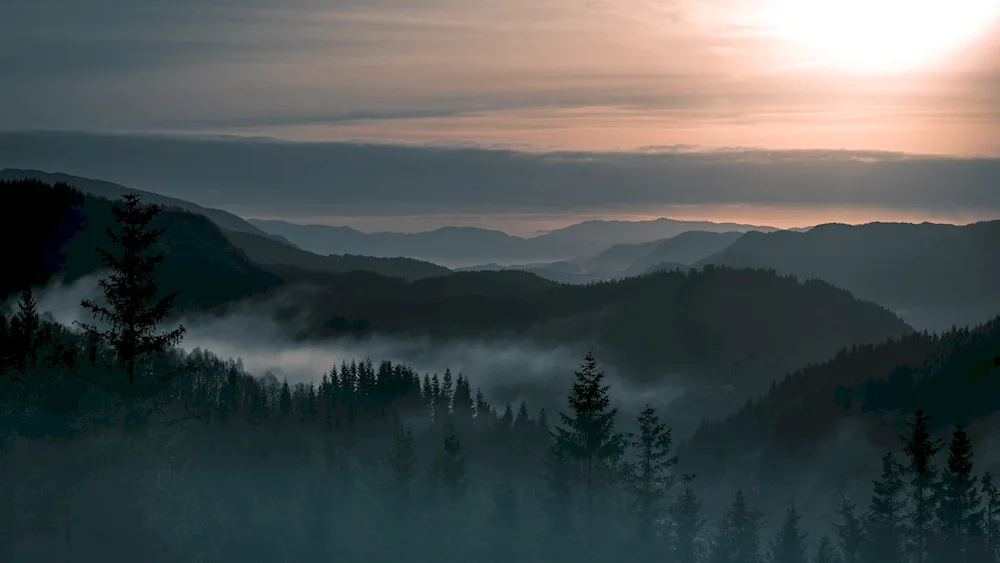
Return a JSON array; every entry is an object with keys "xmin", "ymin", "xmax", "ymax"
[
  {"xmin": 549, "ymin": 351, "xmax": 628, "ymax": 536},
  {"xmin": 670, "ymin": 474, "xmax": 706, "ymax": 563},
  {"xmin": 771, "ymin": 503, "xmax": 809, "ymax": 563},
  {"xmin": 437, "ymin": 424, "xmax": 468, "ymax": 502},
  {"xmin": 934, "ymin": 424, "xmax": 982, "ymax": 563},
  {"xmin": 833, "ymin": 496, "xmax": 865, "ymax": 563},
  {"xmin": 9, "ymin": 288, "xmax": 40, "ymax": 372},
  {"xmin": 815, "ymin": 536, "xmax": 841, "ymax": 563},
  {"xmin": 865, "ymin": 452, "xmax": 906, "ymax": 563},
  {"xmin": 76, "ymin": 194, "xmax": 185, "ymax": 383},
  {"xmin": 712, "ymin": 489, "xmax": 765, "ymax": 563},
  {"xmin": 630, "ymin": 405, "xmax": 678, "ymax": 544},
  {"xmin": 902, "ymin": 409, "xmax": 943, "ymax": 563},
  {"xmin": 982, "ymin": 472, "xmax": 1000, "ymax": 563},
  {"xmin": 389, "ymin": 426, "xmax": 417, "ymax": 506}
]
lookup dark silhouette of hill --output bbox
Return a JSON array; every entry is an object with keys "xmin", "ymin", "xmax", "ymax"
[
  {"xmin": 584, "ymin": 239, "xmax": 665, "ymax": 273},
  {"xmin": 217, "ymin": 265, "xmax": 913, "ymax": 392},
  {"xmin": 1, "ymin": 179, "xmax": 281, "ymax": 310},
  {"xmin": 223, "ymin": 229, "xmax": 452, "ymax": 282},
  {"xmin": 624, "ymin": 231, "xmax": 744, "ymax": 275},
  {"xmin": 695, "ymin": 221, "xmax": 1000, "ymax": 331},
  {"xmin": 679, "ymin": 314, "xmax": 1000, "ymax": 490},
  {"xmin": 0, "ymin": 168, "xmax": 271, "ymax": 238},
  {"xmin": 249, "ymin": 217, "xmax": 775, "ymax": 264}
]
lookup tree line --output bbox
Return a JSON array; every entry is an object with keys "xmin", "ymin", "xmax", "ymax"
[{"xmin": 1, "ymin": 193, "xmax": 996, "ymax": 563}]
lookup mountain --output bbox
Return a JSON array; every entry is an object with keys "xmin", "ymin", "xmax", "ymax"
[
  {"xmin": 678, "ymin": 314, "xmax": 1000, "ymax": 500},
  {"xmin": 249, "ymin": 217, "xmax": 776, "ymax": 266},
  {"xmin": 584, "ymin": 239, "xmax": 665, "ymax": 273},
  {"xmin": 2, "ymin": 178, "xmax": 282, "ymax": 310},
  {"xmin": 222, "ymin": 229, "xmax": 451, "ymax": 282},
  {"xmin": 695, "ymin": 221, "xmax": 1000, "ymax": 331},
  {"xmin": 0, "ymin": 169, "xmax": 271, "ymax": 238},
  {"xmin": 216, "ymin": 265, "xmax": 913, "ymax": 399},
  {"xmin": 623, "ymin": 231, "xmax": 744, "ymax": 275}
]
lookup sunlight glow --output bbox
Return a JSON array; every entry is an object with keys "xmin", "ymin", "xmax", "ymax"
[{"xmin": 763, "ymin": 0, "xmax": 1000, "ymax": 71}]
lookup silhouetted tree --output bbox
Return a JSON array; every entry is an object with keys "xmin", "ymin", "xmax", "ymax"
[
  {"xmin": 865, "ymin": 452, "xmax": 906, "ymax": 563},
  {"xmin": 550, "ymin": 351, "xmax": 628, "ymax": 537},
  {"xmin": 712, "ymin": 489, "xmax": 765, "ymax": 563},
  {"xmin": 902, "ymin": 409, "xmax": 943, "ymax": 563},
  {"xmin": 833, "ymin": 496, "xmax": 865, "ymax": 563},
  {"xmin": 670, "ymin": 474, "xmax": 707, "ymax": 563},
  {"xmin": 629, "ymin": 404, "xmax": 678, "ymax": 546},
  {"xmin": 982, "ymin": 472, "xmax": 1000, "ymax": 563},
  {"xmin": 933, "ymin": 424, "xmax": 982, "ymax": 563},
  {"xmin": 76, "ymin": 193, "xmax": 185, "ymax": 383},
  {"xmin": 8, "ymin": 288, "xmax": 40, "ymax": 372},
  {"xmin": 771, "ymin": 503, "xmax": 808, "ymax": 563},
  {"xmin": 815, "ymin": 536, "xmax": 841, "ymax": 563}
]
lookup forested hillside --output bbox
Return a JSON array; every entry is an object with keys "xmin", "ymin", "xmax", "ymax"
[
  {"xmin": 1, "ymin": 179, "xmax": 281, "ymax": 310},
  {"xmin": 2, "ymin": 190, "xmax": 999, "ymax": 563}
]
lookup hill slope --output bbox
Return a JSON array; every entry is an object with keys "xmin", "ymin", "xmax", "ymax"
[
  {"xmin": 222, "ymin": 229, "xmax": 451, "ymax": 282},
  {"xmin": 625, "ymin": 231, "xmax": 744, "ymax": 275},
  {"xmin": 2, "ymin": 179, "xmax": 281, "ymax": 310},
  {"xmin": 696, "ymin": 221, "xmax": 1000, "ymax": 331},
  {"xmin": 0, "ymin": 169, "xmax": 270, "ymax": 237},
  {"xmin": 221, "ymin": 265, "xmax": 913, "ymax": 392}
]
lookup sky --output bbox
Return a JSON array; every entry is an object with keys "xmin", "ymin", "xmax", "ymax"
[
  {"xmin": 2, "ymin": 0, "xmax": 999, "ymax": 232},
  {"xmin": 2, "ymin": 0, "xmax": 999, "ymax": 156}
]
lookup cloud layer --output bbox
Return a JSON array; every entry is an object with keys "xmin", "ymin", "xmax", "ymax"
[{"xmin": 2, "ymin": 0, "xmax": 998, "ymax": 155}]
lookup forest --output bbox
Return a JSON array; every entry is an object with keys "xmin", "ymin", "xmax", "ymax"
[{"xmin": 2, "ymin": 189, "xmax": 999, "ymax": 563}]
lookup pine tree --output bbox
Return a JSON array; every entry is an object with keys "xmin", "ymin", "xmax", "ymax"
[
  {"xmin": 452, "ymin": 374, "xmax": 474, "ymax": 424},
  {"xmin": 437, "ymin": 424, "xmax": 468, "ymax": 502},
  {"xmin": 670, "ymin": 474, "xmax": 706, "ymax": 563},
  {"xmin": 902, "ymin": 409, "xmax": 943, "ymax": 563},
  {"xmin": 550, "ymin": 351, "xmax": 628, "ymax": 536},
  {"xmin": 833, "ymin": 496, "xmax": 865, "ymax": 563},
  {"xmin": 982, "ymin": 472, "xmax": 1000, "ymax": 563},
  {"xmin": 279, "ymin": 379, "xmax": 293, "ymax": 417},
  {"xmin": 771, "ymin": 503, "xmax": 809, "ymax": 563},
  {"xmin": 815, "ymin": 536, "xmax": 841, "ymax": 563},
  {"xmin": 389, "ymin": 426, "xmax": 417, "ymax": 506},
  {"xmin": 712, "ymin": 489, "xmax": 765, "ymax": 563},
  {"xmin": 934, "ymin": 424, "xmax": 982, "ymax": 563},
  {"xmin": 76, "ymin": 194, "xmax": 185, "ymax": 383},
  {"xmin": 865, "ymin": 452, "xmax": 906, "ymax": 563},
  {"xmin": 630, "ymin": 405, "xmax": 678, "ymax": 544},
  {"xmin": 8, "ymin": 288, "xmax": 41, "ymax": 372}
]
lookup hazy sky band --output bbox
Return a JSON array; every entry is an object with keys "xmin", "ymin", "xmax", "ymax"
[
  {"xmin": 2, "ymin": 0, "xmax": 998, "ymax": 155},
  {"xmin": 3, "ymin": 131, "xmax": 998, "ymax": 234}
]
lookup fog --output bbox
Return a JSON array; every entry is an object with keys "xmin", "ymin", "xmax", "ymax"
[{"xmin": 26, "ymin": 273, "xmax": 699, "ymax": 432}]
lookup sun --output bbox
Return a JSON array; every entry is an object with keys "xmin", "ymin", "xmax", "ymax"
[{"xmin": 761, "ymin": 0, "xmax": 1000, "ymax": 72}]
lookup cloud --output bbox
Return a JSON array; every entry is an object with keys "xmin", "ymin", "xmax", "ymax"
[
  {"xmin": 1, "ymin": 131, "xmax": 999, "ymax": 224},
  {"xmin": 2, "ymin": 0, "xmax": 997, "ymax": 155}
]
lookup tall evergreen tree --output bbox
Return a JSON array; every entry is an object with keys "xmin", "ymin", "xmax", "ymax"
[
  {"xmin": 670, "ymin": 474, "xmax": 706, "ymax": 563},
  {"xmin": 815, "ymin": 536, "xmax": 841, "ymax": 563},
  {"xmin": 865, "ymin": 452, "xmax": 907, "ymax": 563},
  {"xmin": 389, "ymin": 426, "xmax": 418, "ymax": 506},
  {"xmin": 712, "ymin": 489, "xmax": 765, "ymax": 563},
  {"xmin": 982, "ymin": 472, "xmax": 1000, "ymax": 563},
  {"xmin": 629, "ymin": 405, "xmax": 678, "ymax": 545},
  {"xmin": 8, "ymin": 288, "xmax": 40, "ymax": 372},
  {"xmin": 933, "ymin": 424, "xmax": 982, "ymax": 563},
  {"xmin": 833, "ymin": 496, "xmax": 865, "ymax": 563},
  {"xmin": 902, "ymin": 409, "xmax": 943, "ymax": 563},
  {"xmin": 771, "ymin": 503, "xmax": 809, "ymax": 563},
  {"xmin": 437, "ymin": 423, "xmax": 468, "ymax": 502},
  {"xmin": 76, "ymin": 193, "xmax": 185, "ymax": 383},
  {"xmin": 549, "ymin": 351, "xmax": 628, "ymax": 536}
]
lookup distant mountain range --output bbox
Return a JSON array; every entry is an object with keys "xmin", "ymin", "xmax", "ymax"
[
  {"xmin": 696, "ymin": 221, "xmax": 1000, "ymax": 331},
  {"xmin": 248, "ymin": 217, "xmax": 777, "ymax": 266}
]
